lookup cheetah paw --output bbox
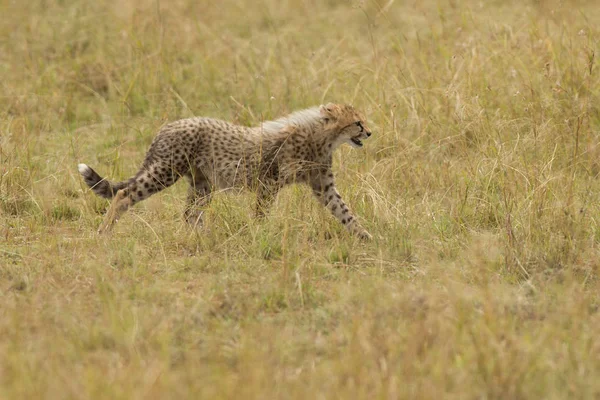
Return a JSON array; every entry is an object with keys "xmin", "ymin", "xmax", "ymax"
[{"xmin": 358, "ymin": 231, "xmax": 373, "ymax": 241}]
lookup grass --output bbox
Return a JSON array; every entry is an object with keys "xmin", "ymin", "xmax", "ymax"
[{"xmin": 2, "ymin": 0, "xmax": 600, "ymax": 398}]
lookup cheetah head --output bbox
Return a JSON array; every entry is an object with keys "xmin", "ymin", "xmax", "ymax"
[{"xmin": 320, "ymin": 103, "xmax": 372, "ymax": 149}]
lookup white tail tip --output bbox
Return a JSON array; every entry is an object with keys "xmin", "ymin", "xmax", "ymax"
[{"xmin": 78, "ymin": 163, "xmax": 89, "ymax": 175}]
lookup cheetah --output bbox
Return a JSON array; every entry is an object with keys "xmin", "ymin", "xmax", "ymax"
[{"xmin": 78, "ymin": 103, "xmax": 373, "ymax": 239}]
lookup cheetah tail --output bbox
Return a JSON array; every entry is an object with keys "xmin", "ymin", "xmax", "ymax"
[{"xmin": 78, "ymin": 163, "xmax": 129, "ymax": 199}]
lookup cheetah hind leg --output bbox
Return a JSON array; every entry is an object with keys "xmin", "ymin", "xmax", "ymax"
[
  {"xmin": 97, "ymin": 189, "xmax": 132, "ymax": 234},
  {"xmin": 184, "ymin": 171, "xmax": 212, "ymax": 228}
]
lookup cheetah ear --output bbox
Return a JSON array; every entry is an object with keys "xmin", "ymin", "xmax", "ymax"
[{"xmin": 319, "ymin": 103, "xmax": 339, "ymax": 121}]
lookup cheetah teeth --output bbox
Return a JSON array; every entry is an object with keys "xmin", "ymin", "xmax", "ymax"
[{"xmin": 350, "ymin": 137, "xmax": 363, "ymax": 147}]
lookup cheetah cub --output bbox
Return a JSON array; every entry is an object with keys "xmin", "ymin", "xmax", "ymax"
[{"xmin": 78, "ymin": 103, "xmax": 373, "ymax": 239}]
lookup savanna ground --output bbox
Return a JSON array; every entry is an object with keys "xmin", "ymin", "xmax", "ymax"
[{"xmin": 2, "ymin": 0, "xmax": 600, "ymax": 398}]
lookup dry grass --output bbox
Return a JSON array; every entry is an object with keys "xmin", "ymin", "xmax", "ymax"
[{"xmin": 2, "ymin": 0, "xmax": 600, "ymax": 398}]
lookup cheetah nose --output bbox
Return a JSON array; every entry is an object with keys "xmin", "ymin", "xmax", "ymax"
[{"xmin": 366, "ymin": 131, "xmax": 372, "ymax": 137}]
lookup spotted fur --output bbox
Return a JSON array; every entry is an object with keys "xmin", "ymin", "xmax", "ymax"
[{"xmin": 79, "ymin": 103, "xmax": 373, "ymax": 239}]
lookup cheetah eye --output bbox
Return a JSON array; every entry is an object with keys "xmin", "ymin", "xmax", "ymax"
[{"xmin": 355, "ymin": 121, "xmax": 364, "ymax": 131}]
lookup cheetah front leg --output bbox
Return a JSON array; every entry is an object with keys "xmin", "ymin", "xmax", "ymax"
[
  {"xmin": 255, "ymin": 182, "xmax": 278, "ymax": 218},
  {"xmin": 311, "ymin": 172, "xmax": 372, "ymax": 240}
]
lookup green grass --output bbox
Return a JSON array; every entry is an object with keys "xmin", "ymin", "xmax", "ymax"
[{"xmin": 2, "ymin": 0, "xmax": 600, "ymax": 398}]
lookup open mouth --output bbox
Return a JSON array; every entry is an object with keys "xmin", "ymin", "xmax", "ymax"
[{"xmin": 350, "ymin": 137, "xmax": 363, "ymax": 147}]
